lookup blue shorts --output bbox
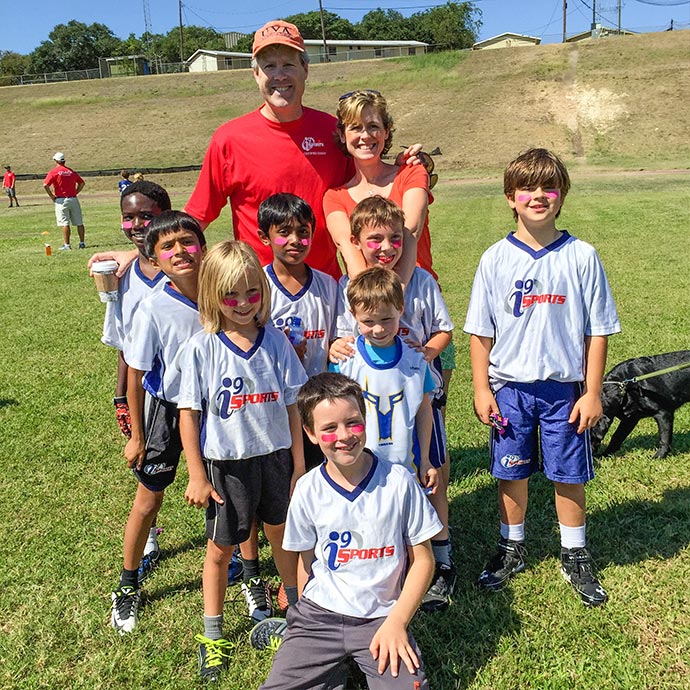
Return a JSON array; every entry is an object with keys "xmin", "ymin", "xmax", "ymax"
[
  {"xmin": 413, "ymin": 404, "xmax": 447, "ymax": 472},
  {"xmin": 490, "ymin": 380, "xmax": 594, "ymax": 484}
]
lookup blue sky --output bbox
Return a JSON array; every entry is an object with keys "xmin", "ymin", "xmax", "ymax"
[{"xmin": 1, "ymin": 0, "xmax": 688, "ymax": 54}]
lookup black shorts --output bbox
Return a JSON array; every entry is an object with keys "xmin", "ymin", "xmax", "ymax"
[
  {"xmin": 204, "ymin": 449, "xmax": 293, "ymax": 546},
  {"xmin": 132, "ymin": 394, "xmax": 182, "ymax": 492}
]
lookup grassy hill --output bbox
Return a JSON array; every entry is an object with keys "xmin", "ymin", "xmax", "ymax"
[{"xmin": 1, "ymin": 29, "xmax": 689, "ymax": 182}]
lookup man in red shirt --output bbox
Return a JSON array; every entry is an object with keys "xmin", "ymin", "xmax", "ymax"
[
  {"xmin": 3, "ymin": 165, "xmax": 19, "ymax": 207},
  {"xmin": 43, "ymin": 152, "xmax": 86, "ymax": 250},
  {"xmin": 185, "ymin": 21, "xmax": 348, "ymax": 279}
]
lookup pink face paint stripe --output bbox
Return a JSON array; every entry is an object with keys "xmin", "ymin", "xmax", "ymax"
[
  {"xmin": 186, "ymin": 244, "xmax": 199, "ymax": 252},
  {"xmin": 300, "ymin": 238, "xmax": 310, "ymax": 246},
  {"xmin": 121, "ymin": 221, "xmax": 133, "ymax": 230},
  {"xmin": 517, "ymin": 194, "xmax": 531, "ymax": 202},
  {"xmin": 321, "ymin": 432, "xmax": 338, "ymax": 442},
  {"xmin": 366, "ymin": 241, "xmax": 382, "ymax": 250},
  {"xmin": 247, "ymin": 293, "xmax": 261, "ymax": 304},
  {"xmin": 273, "ymin": 236, "xmax": 289, "ymax": 245},
  {"xmin": 223, "ymin": 297, "xmax": 238, "ymax": 307},
  {"xmin": 391, "ymin": 240, "xmax": 402, "ymax": 249},
  {"xmin": 350, "ymin": 424, "xmax": 365, "ymax": 434},
  {"xmin": 545, "ymin": 190, "xmax": 559, "ymax": 199},
  {"xmin": 159, "ymin": 249, "xmax": 175, "ymax": 260}
]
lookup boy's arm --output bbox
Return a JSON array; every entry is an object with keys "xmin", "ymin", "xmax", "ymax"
[
  {"xmin": 297, "ymin": 548, "xmax": 315, "ymax": 596},
  {"xmin": 469, "ymin": 334, "xmax": 500, "ymax": 425},
  {"xmin": 369, "ymin": 540, "xmax": 435, "ymax": 677},
  {"xmin": 287, "ymin": 403, "xmax": 306, "ymax": 493},
  {"xmin": 569, "ymin": 335, "xmax": 608, "ymax": 434},
  {"xmin": 325, "ymin": 210, "xmax": 368, "ymax": 279},
  {"xmin": 406, "ymin": 330, "xmax": 452, "ymax": 363},
  {"xmin": 114, "ymin": 352, "xmax": 131, "ymax": 438},
  {"xmin": 179, "ymin": 408, "xmax": 224, "ymax": 508},
  {"xmin": 123, "ymin": 367, "xmax": 147, "ymax": 469},
  {"xmin": 415, "ymin": 394, "xmax": 438, "ymax": 493}
]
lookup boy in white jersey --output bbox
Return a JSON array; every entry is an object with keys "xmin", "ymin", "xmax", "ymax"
[
  {"xmin": 332, "ymin": 268, "xmax": 438, "ymax": 488},
  {"xmin": 254, "ymin": 372, "xmax": 441, "ymax": 690},
  {"xmin": 464, "ymin": 148, "xmax": 620, "ymax": 606},
  {"xmin": 258, "ymin": 192, "xmax": 338, "ymax": 473},
  {"xmin": 331, "ymin": 197, "xmax": 455, "ymax": 612},
  {"xmin": 110, "ymin": 211, "xmax": 206, "ymax": 634}
]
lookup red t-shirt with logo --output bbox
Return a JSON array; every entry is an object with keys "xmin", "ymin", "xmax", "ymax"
[
  {"xmin": 185, "ymin": 107, "xmax": 352, "ymax": 279},
  {"xmin": 323, "ymin": 164, "xmax": 438, "ymax": 281},
  {"xmin": 3, "ymin": 171, "xmax": 15, "ymax": 188},
  {"xmin": 43, "ymin": 164, "xmax": 84, "ymax": 198}
]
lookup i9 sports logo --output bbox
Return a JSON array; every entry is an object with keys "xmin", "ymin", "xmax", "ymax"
[
  {"xmin": 323, "ymin": 530, "xmax": 395, "ymax": 571},
  {"xmin": 210, "ymin": 376, "xmax": 279, "ymax": 419},
  {"xmin": 504, "ymin": 277, "xmax": 566, "ymax": 317}
]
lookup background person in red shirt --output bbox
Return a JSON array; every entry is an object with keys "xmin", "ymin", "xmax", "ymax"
[
  {"xmin": 43, "ymin": 152, "xmax": 86, "ymax": 250},
  {"xmin": 3, "ymin": 165, "xmax": 19, "ymax": 208}
]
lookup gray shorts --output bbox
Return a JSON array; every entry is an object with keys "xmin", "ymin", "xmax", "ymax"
[
  {"xmin": 54, "ymin": 196, "xmax": 83, "ymax": 226},
  {"xmin": 5, "ymin": 187, "xmax": 16, "ymax": 198},
  {"xmin": 204, "ymin": 449, "xmax": 292, "ymax": 546},
  {"xmin": 260, "ymin": 597, "xmax": 429, "ymax": 690}
]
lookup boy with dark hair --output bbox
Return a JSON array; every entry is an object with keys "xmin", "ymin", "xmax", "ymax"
[
  {"xmin": 253, "ymin": 372, "xmax": 441, "ymax": 690},
  {"xmin": 3, "ymin": 165, "xmax": 19, "ymax": 207},
  {"xmin": 464, "ymin": 148, "xmax": 620, "ymax": 606},
  {"xmin": 101, "ymin": 181, "xmax": 171, "ymax": 579},
  {"xmin": 110, "ymin": 211, "xmax": 207, "ymax": 633}
]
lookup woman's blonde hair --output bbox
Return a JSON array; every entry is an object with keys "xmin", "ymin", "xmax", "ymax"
[
  {"xmin": 335, "ymin": 90, "xmax": 395, "ymax": 157},
  {"xmin": 197, "ymin": 240, "xmax": 271, "ymax": 333}
]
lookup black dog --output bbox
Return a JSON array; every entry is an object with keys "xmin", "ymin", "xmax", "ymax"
[{"xmin": 591, "ymin": 351, "xmax": 690, "ymax": 458}]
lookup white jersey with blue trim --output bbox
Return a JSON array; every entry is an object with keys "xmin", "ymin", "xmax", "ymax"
[
  {"xmin": 335, "ymin": 336, "xmax": 430, "ymax": 473},
  {"xmin": 335, "ymin": 267, "xmax": 452, "ymax": 395},
  {"xmin": 101, "ymin": 260, "xmax": 165, "ymax": 351},
  {"xmin": 463, "ymin": 231, "xmax": 620, "ymax": 391},
  {"xmin": 123, "ymin": 283, "xmax": 202, "ymax": 403},
  {"xmin": 177, "ymin": 324, "xmax": 308, "ymax": 460},
  {"xmin": 284, "ymin": 455, "xmax": 442, "ymax": 619},
  {"xmin": 264, "ymin": 264, "xmax": 337, "ymax": 377}
]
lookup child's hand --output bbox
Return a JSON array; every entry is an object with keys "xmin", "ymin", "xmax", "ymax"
[
  {"xmin": 420, "ymin": 464, "xmax": 439, "ymax": 495},
  {"xmin": 329, "ymin": 336, "xmax": 355, "ymax": 363},
  {"xmin": 569, "ymin": 391, "xmax": 603, "ymax": 434},
  {"xmin": 284, "ymin": 328, "xmax": 308, "ymax": 361},
  {"xmin": 369, "ymin": 616, "xmax": 420, "ymax": 677},
  {"xmin": 404, "ymin": 338, "xmax": 439, "ymax": 363},
  {"xmin": 124, "ymin": 437, "xmax": 146, "ymax": 469},
  {"xmin": 184, "ymin": 477, "xmax": 224, "ymax": 509},
  {"xmin": 473, "ymin": 389, "xmax": 500, "ymax": 426}
]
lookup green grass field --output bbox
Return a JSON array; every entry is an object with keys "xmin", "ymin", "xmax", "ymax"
[{"xmin": 1, "ymin": 172, "xmax": 689, "ymax": 689}]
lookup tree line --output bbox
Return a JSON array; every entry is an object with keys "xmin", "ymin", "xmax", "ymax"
[{"xmin": 0, "ymin": 2, "xmax": 480, "ymax": 77}]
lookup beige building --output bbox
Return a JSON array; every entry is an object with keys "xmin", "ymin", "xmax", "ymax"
[
  {"xmin": 186, "ymin": 49, "xmax": 252, "ymax": 72},
  {"xmin": 472, "ymin": 33, "xmax": 541, "ymax": 50}
]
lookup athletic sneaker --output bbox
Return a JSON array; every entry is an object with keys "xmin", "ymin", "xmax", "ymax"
[
  {"xmin": 58, "ymin": 243, "xmax": 71, "ymax": 251},
  {"xmin": 478, "ymin": 538, "xmax": 527, "ymax": 591},
  {"xmin": 421, "ymin": 561, "xmax": 457, "ymax": 612},
  {"xmin": 195, "ymin": 634, "xmax": 232, "ymax": 681},
  {"xmin": 227, "ymin": 547, "xmax": 243, "ymax": 586},
  {"xmin": 78, "ymin": 241, "xmax": 86, "ymax": 249},
  {"xmin": 110, "ymin": 585, "xmax": 141, "ymax": 634},
  {"xmin": 249, "ymin": 617, "xmax": 287, "ymax": 652},
  {"xmin": 241, "ymin": 577, "xmax": 274, "ymax": 623},
  {"xmin": 138, "ymin": 532, "xmax": 161, "ymax": 583},
  {"xmin": 561, "ymin": 547, "xmax": 608, "ymax": 607}
]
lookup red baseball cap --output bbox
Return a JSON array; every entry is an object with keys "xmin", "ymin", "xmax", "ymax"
[{"xmin": 252, "ymin": 20, "xmax": 305, "ymax": 58}]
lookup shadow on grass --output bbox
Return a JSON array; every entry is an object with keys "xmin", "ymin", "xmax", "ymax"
[{"xmin": 0, "ymin": 398, "xmax": 18, "ymax": 409}]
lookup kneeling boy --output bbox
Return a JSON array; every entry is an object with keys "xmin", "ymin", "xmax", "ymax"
[{"xmin": 255, "ymin": 372, "xmax": 441, "ymax": 689}]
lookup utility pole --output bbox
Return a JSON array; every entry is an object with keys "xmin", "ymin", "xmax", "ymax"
[
  {"xmin": 617, "ymin": 0, "xmax": 622, "ymax": 32},
  {"xmin": 318, "ymin": 0, "xmax": 329, "ymax": 62},
  {"xmin": 592, "ymin": 0, "xmax": 597, "ymax": 31},
  {"xmin": 563, "ymin": 0, "xmax": 567, "ymax": 42},
  {"xmin": 178, "ymin": 0, "xmax": 184, "ymax": 64}
]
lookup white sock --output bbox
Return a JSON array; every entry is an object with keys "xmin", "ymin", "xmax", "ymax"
[
  {"xmin": 559, "ymin": 523, "xmax": 586, "ymax": 549},
  {"xmin": 500, "ymin": 521, "xmax": 525, "ymax": 542},
  {"xmin": 145, "ymin": 526, "xmax": 159, "ymax": 555}
]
